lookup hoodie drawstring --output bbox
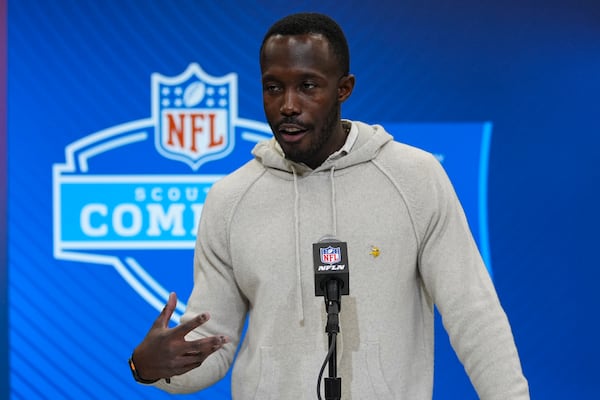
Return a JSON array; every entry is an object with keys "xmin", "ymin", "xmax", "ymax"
[
  {"xmin": 330, "ymin": 167, "xmax": 337, "ymax": 237},
  {"xmin": 291, "ymin": 166, "xmax": 305, "ymax": 324},
  {"xmin": 291, "ymin": 166, "xmax": 339, "ymax": 325}
]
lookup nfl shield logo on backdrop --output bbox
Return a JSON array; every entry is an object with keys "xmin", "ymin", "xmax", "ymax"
[
  {"xmin": 321, "ymin": 246, "xmax": 342, "ymax": 265},
  {"xmin": 53, "ymin": 63, "xmax": 273, "ymax": 324},
  {"xmin": 152, "ymin": 63, "xmax": 236, "ymax": 170}
]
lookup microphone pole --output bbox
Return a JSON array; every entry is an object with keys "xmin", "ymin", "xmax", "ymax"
[
  {"xmin": 324, "ymin": 279, "xmax": 341, "ymax": 400},
  {"xmin": 313, "ymin": 238, "xmax": 349, "ymax": 400}
]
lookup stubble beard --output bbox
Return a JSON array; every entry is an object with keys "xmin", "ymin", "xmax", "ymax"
[{"xmin": 283, "ymin": 102, "xmax": 340, "ymax": 166}]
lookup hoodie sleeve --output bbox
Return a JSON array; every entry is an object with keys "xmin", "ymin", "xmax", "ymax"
[
  {"xmin": 153, "ymin": 180, "xmax": 249, "ymax": 394},
  {"xmin": 415, "ymin": 154, "xmax": 530, "ymax": 399}
]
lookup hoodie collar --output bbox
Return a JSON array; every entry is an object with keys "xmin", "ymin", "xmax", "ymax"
[
  {"xmin": 326, "ymin": 120, "xmax": 358, "ymax": 162},
  {"xmin": 252, "ymin": 120, "xmax": 393, "ymax": 176}
]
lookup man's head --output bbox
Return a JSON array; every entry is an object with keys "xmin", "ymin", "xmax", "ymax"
[
  {"xmin": 259, "ymin": 13, "xmax": 355, "ymax": 169},
  {"xmin": 260, "ymin": 13, "xmax": 350, "ymax": 77}
]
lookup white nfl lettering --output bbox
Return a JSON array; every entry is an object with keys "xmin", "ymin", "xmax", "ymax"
[{"xmin": 317, "ymin": 265, "xmax": 346, "ymax": 271}]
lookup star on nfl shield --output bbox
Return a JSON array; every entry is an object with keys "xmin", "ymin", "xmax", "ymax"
[{"xmin": 152, "ymin": 63, "xmax": 236, "ymax": 170}]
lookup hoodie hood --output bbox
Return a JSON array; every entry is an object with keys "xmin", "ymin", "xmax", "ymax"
[
  {"xmin": 251, "ymin": 120, "xmax": 394, "ymax": 176},
  {"xmin": 249, "ymin": 120, "xmax": 394, "ymax": 324}
]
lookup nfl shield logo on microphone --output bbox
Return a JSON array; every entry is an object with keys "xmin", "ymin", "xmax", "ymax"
[{"xmin": 320, "ymin": 246, "xmax": 342, "ymax": 265}]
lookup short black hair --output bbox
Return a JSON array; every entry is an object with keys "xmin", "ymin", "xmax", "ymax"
[{"xmin": 260, "ymin": 12, "xmax": 350, "ymax": 76}]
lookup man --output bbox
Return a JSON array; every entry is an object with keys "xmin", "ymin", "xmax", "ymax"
[{"xmin": 130, "ymin": 12, "xmax": 529, "ymax": 399}]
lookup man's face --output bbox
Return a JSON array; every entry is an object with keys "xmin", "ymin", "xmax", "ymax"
[{"xmin": 260, "ymin": 33, "xmax": 354, "ymax": 169}]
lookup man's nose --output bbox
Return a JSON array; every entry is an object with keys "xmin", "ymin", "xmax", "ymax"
[{"xmin": 280, "ymin": 90, "xmax": 300, "ymax": 115}]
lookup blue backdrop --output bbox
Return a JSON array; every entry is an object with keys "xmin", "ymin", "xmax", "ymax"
[{"xmin": 4, "ymin": 0, "xmax": 600, "ymax": 399}]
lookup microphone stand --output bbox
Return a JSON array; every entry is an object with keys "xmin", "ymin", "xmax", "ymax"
[{"xmin": 324, "ymin": 279, "xmax": 342, "ymax": 400}]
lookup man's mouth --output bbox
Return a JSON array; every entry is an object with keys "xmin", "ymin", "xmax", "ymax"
[{"xmin": 277, "ymin": 123, "xmax": 308, "ymax": 143}]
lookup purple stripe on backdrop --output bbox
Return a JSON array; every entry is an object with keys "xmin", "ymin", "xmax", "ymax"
[{"xmin": 1, "ymin": 0, "xmax": 8, "ymax": 399}]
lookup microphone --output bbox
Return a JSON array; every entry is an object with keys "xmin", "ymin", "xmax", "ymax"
[
  {"xmin": 313, "ymin": 236, "xmax": 350, "ymax": 306},
  {"xmin": 313, "ymin": 236, "xmax": 349, "ymax": 400}
]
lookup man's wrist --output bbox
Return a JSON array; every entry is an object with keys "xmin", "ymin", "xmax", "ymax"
[{"xmin": 128, "ymin": 353, "xmax": 159, "ymax": 384}]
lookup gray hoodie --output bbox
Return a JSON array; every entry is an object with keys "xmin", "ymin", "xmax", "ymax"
[{"xmin": 155, "ymin": 120, "xmax": 529, "ymax": 399}]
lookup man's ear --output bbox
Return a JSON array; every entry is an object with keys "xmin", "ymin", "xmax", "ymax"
[{"xmin": 338, "ymin": 74, "xmax": 355, "ymax": 103}]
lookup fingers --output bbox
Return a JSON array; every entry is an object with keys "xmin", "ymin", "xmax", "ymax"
[
  {"xmin": 181, "ymin": 336, "xmax": 230, "ymax": 365},
  {"xmin": 155, "ymin": 293, "xmax": 214, "ymax": 338},
  {"xmin": 155, "ymin": 292, "xmax": 178, "ymax": 329},
  {"xmin": 172, "ymin": 311, "xmax": 212, "ymax": 337},
  {"xmin": 187, "ymin": 335, "xmax": 230, "ymax": 354},
  {"xmin": 140, "ymin": 297, "xmax": 231, "ymax": 380},
  {"xmin": 161, "ymin": 335, "xmax": 230, "ymax": 378}
]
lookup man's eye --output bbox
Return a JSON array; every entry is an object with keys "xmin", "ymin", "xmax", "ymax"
[
  {"xmin": 264, "ymin": 84, "xmax": 281, "ymax": 92},
  {"xmin": 302, "ymin": 82, "xmax": 317, "ymax": 90}
]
